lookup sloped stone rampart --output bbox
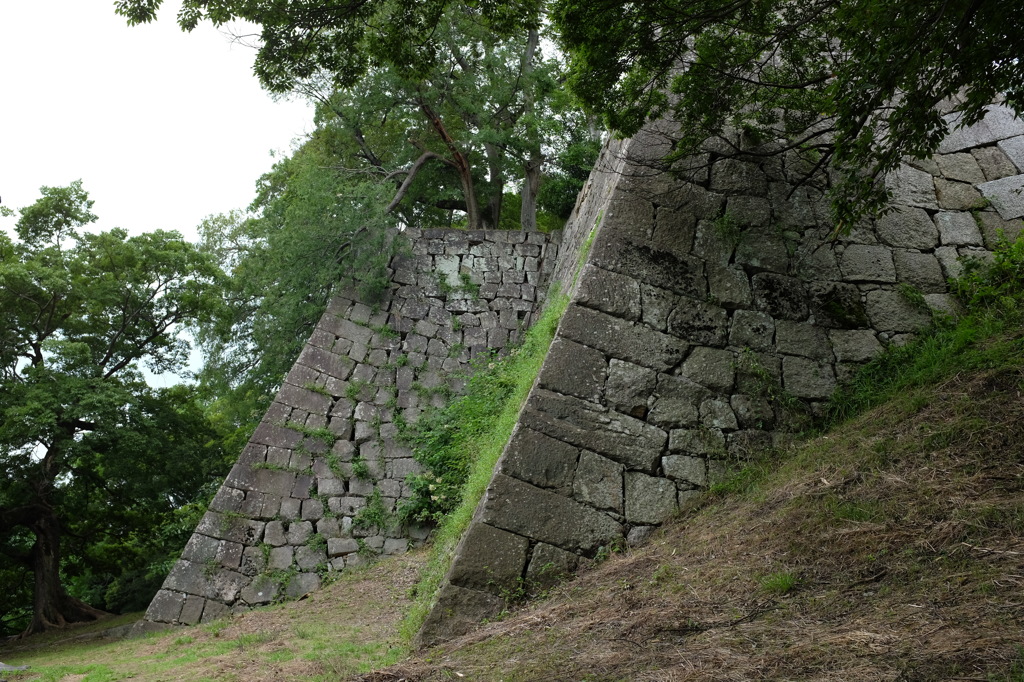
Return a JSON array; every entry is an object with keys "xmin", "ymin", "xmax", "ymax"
[
  {"xmin": 143, "ymin": 229, "xmax": 560, "ymax": 626},
  {"xmin": 416, "ymin": 107, "xmax": 1024, "ymax": 646}
]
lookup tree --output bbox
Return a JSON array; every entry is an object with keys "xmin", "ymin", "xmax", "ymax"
[
  {"xmin": 552, "ymin": 0, "xmax": 1024, "ymax": 226},
  {"xmin": 0, "ymin": 182, "xmax": 227, "ymax": 634}
]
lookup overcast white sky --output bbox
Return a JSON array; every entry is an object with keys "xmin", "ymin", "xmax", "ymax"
[{"xmin": 0, "ymin": 0, "xmax": 312, "ymax": 241}]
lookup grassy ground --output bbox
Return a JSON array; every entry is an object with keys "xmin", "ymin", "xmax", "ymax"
[{"xmin": 0, "ymin": 552, "xmax": 423, "ymax": 682}]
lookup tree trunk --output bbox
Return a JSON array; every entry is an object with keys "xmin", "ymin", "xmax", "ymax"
[
  {"xmin": 419, "ymin": 101, "xmax": 482, "ymax": 230},
  {"xmin": 484, "ymin": 142, "xmax": 505, "ymax": 229},
  {"xmin": 519, "ymin": 27, "xmax": 542, "ymax": 231},
  {"xmin": 24, "ymin": 511, "xmax": 105, "ymax": 635}
]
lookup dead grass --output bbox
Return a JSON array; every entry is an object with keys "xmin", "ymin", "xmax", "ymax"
[{"xmin": 368, "ymin": 364, "xmax": 1024, "ymax": 681}]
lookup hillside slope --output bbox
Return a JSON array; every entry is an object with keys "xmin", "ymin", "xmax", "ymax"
[{"xmin": 368, "ymin": 338, "xmax": 1024, "ymax": 681}]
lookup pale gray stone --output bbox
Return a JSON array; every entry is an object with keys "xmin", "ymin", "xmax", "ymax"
[
  {"xmin": 974, "ymin": 211, "xmax": 1024, "ymax": 248},
  {"xmin": 525, "ymin": 543, "xmax": 579, "ymax": 592},
  {"xmin": 328, "ymin": 538, "xmax": 360, "ymax": 556},
  {"xmin": 885, "ymin": 165, "xmax": 937, "ymax": 209},
  {"xmin": 625, "ymin": 472, "xmax": 678, "ymax": 525},
  {"xmin": 972, "ymin": 145, "xmax": 1019, "ymax": 180},
  {"xmin": 268, "ymin": 546, "xmax": 294, "ymax": 570},
  {"xmin": 576, "ymin": 264, "xmax": 642, "ymax": 322},
  {"xmin": 730, "ymin": 395, "xmax": 775, "ymax": 430},
  {"xmin": 537, "ymin": 337, "xmax": 607, "ymax": 403},
  {"xmin": 893, "ymin": 250, "xmax": 947, "ymax": 292},
  {"xmin": 293, "ymin": 546, "xmax": 326, "ymax": 572},
  {"xmin": 668, "ymin": 427, "xmax": 727, "ymax": 456},
  {"xmin": 663, "ymin": 454, "xmax": 707, "ymax": 486},
  {"xmin": 775, "ymin": 320, "xmax": 832, "ymax": 361},
  {"xmin": 979, "ymin": 174, "xmax": 1024, "ymax": 220},
  {"xmin": 840, "ymin": 244, "xmax": 897, "ymax": 283},
  {"xmin": 179, "ymin": 594, "xmax": 206, "ymax": 625},
  {"xmin": 828, "ymin": 329, "xmax": 884, "ymax": 363},
  {"xmin": 501, "ymin": 426, "xmax": 579, "ymax": 493},
  {"xmin": 935, "ymin": 152, "xmax": 986, "ymax": 184},
  {"xmin": 997, "ymin": 136, "xmax": 1024, "ymax": 173},
  {"xmin": 699, "ymin": 399, "xmax": 738, "ymax": 430},
  {"xmin": 865, "ymin": 289, "xmax": 933, "ymax": 332},
  {"xmin": 935, "ymin": 246, "xmax": 966, "ymax": 279},
  {"xmin": 573, "ymin": 451, "xmax": 624, "ymax": 513},
  {"xmin": 708, "ymin": 265, "xmax": 753, "ymax": 308},
  {"xmin": 285, "ymin": 572, "xmax": 321, "ymax": 599},
  {"xmin": 939, "ymin": 105, "xmax": 1024, "ymax": 153},
  {"xmin": 648, "ymin": 374, "xmax": 711, "ymax": 429},
  {"xmin": 935, "ymin": 178, "xmax": 983, "ymax": 210},
  {"xmin": 876, "ymin": 206, "xmax": 940, "ymax": 249}
]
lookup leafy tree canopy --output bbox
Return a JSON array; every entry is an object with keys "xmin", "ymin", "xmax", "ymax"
[
  {"xmin": 552, "ymin": 0, "xmax": 1024, "ymax": 226},
  {"xmin": 0, "ymin": 182, "xmax": 230, "ymax": 635}
]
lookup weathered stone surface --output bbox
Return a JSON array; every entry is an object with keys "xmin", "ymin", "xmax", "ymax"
[
  {"xmin": 680, "ymin": 347, "xmax": 735, "ymax": 393},
  {"xmin": 663, "ymin": 455, "xmax": 706, "ymax": 487},
  {"xmin": 885, "ymin": 165, "xmax": 938, "ymax": 209},
  {"xmin": 416, "ymin": 583, "xmax": 506, "ymax": 649},
  {"xmin": 709, "ymin": 265, "xmax": 753, "ymax": 308},
  {"xmin": 448, "ymin": 523, "xmax": 529, "ymax": 592},
  {"xmin": 700, "ymin": 398, "xmax": 738, "ymax": 430},
  {"xmin": 648, "ymin": 374, "xmax": 711, "ymax": 428},
  {"xmin": 240, "ymin": 575, "xmax": 280, "ymax": 606},
  {"xmin": 669, "ymin": 427, "xmax": 727, "ymax": 456},
  {"xmin": 666, "ymin": 298, "xmax": 729, "ymax": 345},
  {"xmin": 939, "ymin": 105, "xmax": 1024, "ymax": 153},
  {"xmin": 521, "ymin": 390, "xmax": 666, "ymax": 473},
  {"xmin": 730, "ymin": 394, "xmax": 775, "ymax": 429},
  {"xmin": 979, "ymin": 174, "xmax": 1024, "ymax": 220},
  {"xmin": 997, "ymin": 136, "xmax": 1024, "ymax": 173},
  {"xmin": 865, "ymin": 289, "xmax": 933, "ymax": 332},
  {"xmin": 710, "ymin": 159, "xmax": 768, "ymax": 195},
  {"xmin": 828, "ymin": 329, "xmax": 884, "ymax": 363},
  {"xmin": 573, "ymin": 451, "xmax": 624, "ymax": 513},
  {"xmin": 525, "ymin": 543, "xmax": 579, "ymax": 592},
  {"xmin": 876, "ymin": 206, "xmax": 939, "ymax": 249},
  {"xmin": 936, "ymin": 152, "xmax": 986, "ymax": 184},
  {"xmin": 893, "ymin": 250, "xmax": 947, "ymax": 292},
  {"xmin": 537, "ymin": 337, "xmax": 606, "ymax": 404},
  {"xmin": 285, "ymin": 572, "xmax": 321, "ymax": 599},
  {"xmin": 295, "ymin": 546, "xmax": 328, "ymax": 571},
  {"xmin": 935, "ymin": 178, "xmax": 983, "ymax": 210},
  {"xmin": 145, "ymin": 589, "xmax": 185, "ymax": 623},
  {"xmin": 751, "ymin": 273, "xmax": 809, "ymax": 320},
  {"xmin": 268, "ymin": 546, "xmax": 293, "ymax": 570},
  {"xmin": 196, "ymin": 512, "xmax": 265, "ymax": 545},
  {"xmin": 605, "ymin": 358, "xmax": 658, "ymax": 419},
  {"xmin": 482, "ymin": 474, "xmax": 623, "ymax": 554},
  {"xmin": 972, "ymin": 145, "xmax": 1019, "ymax": 180},
  {"xmin": 559, "ymin": 304, "xmax": 688, "ymax": 373},
  {"xmin": 974, "ymin": 211, "xmax": 1024, "ymax": 248},
  {"xmin": 590, "ymin": 231, "xmax": 707, "ymax": 298},
  {"xmin": 807, "ymin": 282, "xmax": 869, "ymax": 329},
  {"xmin": 729, "ymin": 309, "xmax": 775, "ymax": 351},
  {"xmin": 576, "ymin": 265, "xmax": 642, "ymax": 322},
  {"xmin": 625, "ymin": 472, "xmax": 678, "ymax": 525},
  {"xmin": 501, "ymin": 426, "xmax": 579, "ymax": 492},
  {"xmin": 782, "ymin": 356, "xmax": 837, "ymax": 399},
  {"xmin": 775, "ymin": 320, "xmax": 832, "ymax": 361},
  {"xmin": 840, "ymin": 245, "xmax": 897, "ymax": 283}
]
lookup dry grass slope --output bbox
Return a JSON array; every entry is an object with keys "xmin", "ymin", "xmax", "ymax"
[{"xmin": 367, "ymin": 356, "xmax": 1024, "ymax": 681}]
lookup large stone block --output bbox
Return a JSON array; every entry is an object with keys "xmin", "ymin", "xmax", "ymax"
[
  {"xmin": 605, "ymin": 359, "xmax": 658, "ymax": 419},
  {"xmin": 828, "ymin": 329, "xmax": 884, "ymax": 363},
  {"xmin": 521, "ymin": 389, "xmax": 666, "ymax": 473},
  {"xmin": 525, "ymin": 543, "xmax": 580, "ymax": 592},
  {"xmin": 145, "ymin": 589, "xmax": 185, "ymax": 623},
  {"xmin": 893, "ymin": 250, "xmax": 947, "ymax": 292},
  {"xmin": 573, "ymin": 451, "xmax": 624, "ymax": 513},
  {"xmin": 663, "ymin": 454, "xmax": 707, "ymax": 487},
  {"xmin": 775, "ymin": 320, "xmax": 833, "ymax": 361},
  {"xmin": 559, "ymin": 305, "xmax": 688, "ymax": 373},
  {"xmin": 648, "ymin": 373, "xmax": 711, "ymax": 428},
  {"xmin": 482, "ymin": 474, "xmax": 623, "ymax": 554},
  {"xmin": 416, "ymin": 583, "xmax": 506, "ymax": 649},
  {"xmin": 625, "ymin": 472, "xmax": 678, "ymax": 525},
  {"xmin": 751, "ymin": 273, "xmax": 809, "ymax": 320},
  {"xmin": 876, "ymin": 206, "xmax": 940, "ymax": 249},
  {"xmin": 590, "ymin": 231, "xmax": 707, "ymax": 298},
  {"xmin": 501, "ymin": 426, "xmax": 579, "ymax": 492},
  {"xmin": 576, "ymin": 265, "xmax": 642, "ymax": 322},
  {"xmin": 666, "ymin": 298, "xmax": 729, "ymax": 346},
  {"xmin": 840, "ymin": 245, "xmax": 897, "ymax": 283},
  {"xmin": 782, "ymin": 356, "xmax": 837, "ymax": 399},
  {"xmin": 729, "ymin": 309, "xmax": 775, "ymax": 351},
  {"xmin": 537, "ymin": 337, "xmax": 607, "ymax": 404},
  {"xmin": 448, "ymin": 523, "xmax": 530, "ymax": 593},
  {"xmin": 979, "ymin": 174, "xmax": 1024, "ymax": 220},
  {"xmin": 884, "ymin": 165, "xmax": 938, "ymax": 209},
  {"xmin": 935, "ymin": 178, "xmax": 983, "ymax": 210},
  {"xmin": 680, "ymin": 347, "xmax": 736, "ymax": 392},
  {"xmin": 972, "ymin": 145, "xmax": 1019, "ymax": 181},
  {"xmin": 938, "ymin": 104, "xmax": 1024, "ymax": 153},
  {"xmin": 865, "ymin": 289, "xmax": 933, "ymax": 332}
]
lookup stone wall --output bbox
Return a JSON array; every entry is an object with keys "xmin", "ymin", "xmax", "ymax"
[
  {"xmin": 143, "ymin": 229, "xmax": 560, "ymax": 626},
  {"xmin": 415, "ymin": 104, "xmax": 1024, "ymax": 645}
]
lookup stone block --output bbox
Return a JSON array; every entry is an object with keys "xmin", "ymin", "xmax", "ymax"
[
  {"xmin": 726, "ymin": 195, "xmax": 771, "ymax": 226},
  {"xmin": 692, "ymin": 219, "xmax": 735, "ymax": 265},
  {"xmin": 663, "ymin": 454, "xmax": 706, "ymax": 486},
  {"xmin": 415, "ymin": 583, "xmax": 506, "ymax": 649},
  {"xmin": 145, "ymin": 589, "xmax": 185, "ymax": 623},
  {"xmin": 285, "ymin": 572, "xmax": 321, "ymax": 599},
  {"xmin": 286, "ymin": 520, "xmax": 314, "ymax": 545},
  {"xmin": 939, "ymin": 104, "xmax": 1024, "ymax": 153},
  {"xmin": 669, "ymin": 427, "xmax": 727, "ymax": 456},
  {"xmin": 876, "ymin": 206, "xmax": 940, "ymax": 249},
  {"xmin": 865, "ymin": 289, "xmax": 933, "ymax": 332},
  {"xmin": 181, "ymin": 533, "xmax": 220, "ymax": 562},
  {"xmin": 666, "ymin": 298, "xmax": 729, "ymax": 346},
  {"xmin": 729, "ymin": 309, "xmax": 775, "ymax": 351},
  {"xmin": 537, "ymin": 338, "xmax": 607, "ymax": 404},
  {"xmin": 295, "ymin": 546, "xmax": 327, "ymax": 571},
  {"xmin": 648, "ymin": 374, "xmax": 711, "ymax": 428},
  {"xmin": 699, "ymin": 398, "xmax": 739, "ymax": 430},
  {"xmin": 893, "ymin": 250, "xmax": 947, "ymax": 292},
  {"xmin": 710, "ymin": 159, "xmax": 768, "ymax": 195},
  {"xmin": 521, "ymin": 389, "xmax": 666, "ymax": 473},
  {"xmin": 639, "ymin": 283, "xmax": 677, "ymax": 331},
  {"xmin": 730, "ymin": 395, "xmax": 775, "ymax": 429},
  {"xmin": 782, "ymin": 356, "xmax": 837, "ymax": 399},
  {"xmin": 751, "ymin": 273, "xmax": 809, "ymax": 320},
  {"xmin": 576, "ymin": 265, "xmax": 642, "ymax": 322},
  {"xmin": 329, "ymin": 538, "xmax": 360, "ymax": 556},
  {"xmin": 840, "ymin": 244, "xmax": 897, "ymax": 282},
  {"xmin": 735, "ymin": 234, "xmax": 791, "ymax": 274},
  {"xmin": 972, "ymin": 145, "xmax": 1018, "ymax": 180},
  {"xmin": 884, "ymin": 165, "xmax": 938, "ymax": 209},
  {"xmin": 605, "ymin": 358, "xmax": 658, "ymax": 419},
  {"xmin": 935, "ymin": 178, "xmax": 983, "ymax": 210},
  {"xmin": 590, "ymin": 231, "xmax": 707, "ymax": 298},
  {"xmin": 196, "ymin": 511, "xmax": 265, "ymax": 545},
  {"xmin": 482, "ymin": 474, "xmax": 623, "ymax": 554},
  {"xmin": 384, "ymin": 538, "xmax": 409, "ymax": 554},
  {"xmin": 559, "ymin": 304, "xmax": 688, "ymax": 373},
  {"xmin": 936, "ymin": 152, "xmax": 986, "ymax": 184},
  {"xmin": 573, "ymin": 451, "xmax": 624, "ymax": 513},
  {"xmin": 974, "ymin": 211, "xmax": 1024, "ymax": 248},
  {"xmin": 979, "ymin": 174, "xmax": 1024, "ymax": 220},
  {"xmin": 827, "ymin": 329, "xmax": 884, "ymax": 363},
  {"xmin": 997, "ymin": 136, "xmax": 1024, "ymax": 173},
  {"xmin": 268, "ymin": 546, "xmax": 293, "ymax": 570},
  {"xmin": 709, "ymin": 265, "xmax": 753, "ymax": 308},
  {"xmin": 775, "ymin": 320, "xmax": 833, "ymax": 360},
  {"xmin": 625, "ymin": 472, "xmax": 678, "ymax": 525},
  {"xmin": 525, "ymin": 543, "xmax": 579, "ymax": 592},
  {"xmin": 240, "ymin": 574, "xmax": 280, "ymax": 606},
  {"xmin": 501, "ymin": 426, "xmax": 579, "ymax": 492},
  {"xmin": 680, "ymin": 347, "xmax": 735, "ymax": 392},
  {"xmin": 807, "ymin": 282, "xmax": 869, "ymax": 329},
  {"xmin": 448, "ymin": 523, "xmax": 530, "ymax": 593}
]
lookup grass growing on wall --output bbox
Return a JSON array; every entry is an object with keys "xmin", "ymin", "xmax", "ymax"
[{"xmin": 398, "ymin": 291, "xmax": 569, "ymax": 642}]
